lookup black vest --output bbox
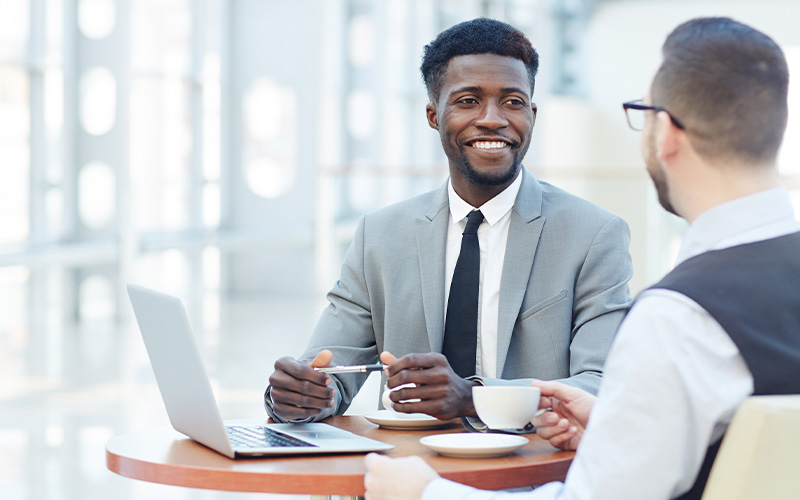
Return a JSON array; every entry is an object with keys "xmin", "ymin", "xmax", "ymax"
[{"xmin": 646, "ymin": 231, "xmax": 800, "ymax": 500}]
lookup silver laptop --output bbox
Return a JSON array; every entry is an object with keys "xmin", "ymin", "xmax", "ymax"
[{"xmin": 127, "ymin": 283, "xmax": 393, "ymax": 458}]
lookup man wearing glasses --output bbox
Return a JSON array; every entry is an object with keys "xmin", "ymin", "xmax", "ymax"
[{"xmin": 365, "ymin": 16, "xmax": 800, "ymax": 500}]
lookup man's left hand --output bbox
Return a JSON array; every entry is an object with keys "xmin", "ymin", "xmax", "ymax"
[
  {"xmin": 364, "ymin": 453, "xmax": 439, "ymax": 500},
  {"xmin": 380, "ymin": 351, "xmax": 477, "ymax": 420}
]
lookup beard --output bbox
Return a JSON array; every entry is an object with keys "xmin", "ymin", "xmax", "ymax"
[
  {"xmin": 649, "ymin": 168, "xmax": 676, "ymax": 216},
  {"xmin": 453, "ymin": 146, "xmax": 525, "ymax": 187},
  {"xmin": 644, "ymin": 131, "xmax": 677, "ymax": 216}
]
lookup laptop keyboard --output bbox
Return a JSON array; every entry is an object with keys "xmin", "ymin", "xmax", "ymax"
[{"xmin": 226, "ymin": 425, "xmax": 318, "ymax": 449}]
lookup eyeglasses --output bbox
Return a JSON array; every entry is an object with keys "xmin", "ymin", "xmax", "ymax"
[{"xmin": 622, "ymin": 100, "xmax": 686, "ymax": 131}]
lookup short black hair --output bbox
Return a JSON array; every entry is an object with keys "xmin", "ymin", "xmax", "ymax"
[
  {"xmin": 652, "ymin": 17, "xmax": 789, "ymax": 164},
  {"xmin": 420, "ymin": 18, "xmax": 539, "ymax": 103}
]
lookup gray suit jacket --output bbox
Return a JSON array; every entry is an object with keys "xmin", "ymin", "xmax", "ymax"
[{"xmin": 266, "ymin": 169, "xmax": 633, "ymax": 420}]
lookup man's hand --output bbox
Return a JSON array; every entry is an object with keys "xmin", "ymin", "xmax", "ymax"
[
  {"xmin": 530, "ymin": 380, "xmax": 596, "ymax": 451},
  {"xmin": 267, "ymin": 350, "xmax": 335, "ymax": 421},
  {"xmin": 380, "ymin": 351, "xmax": 476, "ymax": 420},
  {"xmin": 364, "ymin": 453, "xmax": 439, "ymax": 500}
]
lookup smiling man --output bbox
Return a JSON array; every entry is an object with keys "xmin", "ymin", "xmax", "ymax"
[{"xmin": 264, "ymin": 18, "xmax": 633, "ymax": 425}]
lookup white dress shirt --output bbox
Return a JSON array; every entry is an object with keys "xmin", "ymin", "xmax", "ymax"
[
  {"xmin": 423, "ymin": 187, "xmax": 800, "ymax": 500},
  {"xmin": 445, "ymin": 173, "xmax": 522, "ymax": 378}
]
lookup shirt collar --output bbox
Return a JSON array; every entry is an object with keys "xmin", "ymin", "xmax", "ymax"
[
  {"xmin": 448, "ymin": 172, "xmax": 522, "ymax": 226},
  {"xmin": 677, "ymin": 187, "xmax": 797, "ymax": 264}
]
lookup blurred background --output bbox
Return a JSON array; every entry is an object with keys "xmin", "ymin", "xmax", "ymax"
[{"xmin": 2, "ymin": 0, "xmax": 800, "ymax": 499}]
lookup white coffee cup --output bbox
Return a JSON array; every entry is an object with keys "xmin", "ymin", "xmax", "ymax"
[
  {"xmin": 381, "ymin": 383, "xmax": 423, "ymax": 418},
  {"xmin": 472, "ymin": 386, "xmax": 541, "ymax": 430}
]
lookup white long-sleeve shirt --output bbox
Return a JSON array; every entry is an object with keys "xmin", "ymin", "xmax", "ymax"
[{"xmin": 423, "ymin": 187, "xmax": 800, "ymax": 500}]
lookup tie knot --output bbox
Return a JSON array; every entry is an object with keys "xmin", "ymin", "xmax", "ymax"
[{"xmin": 463, "ymin": 210, "xmax": 484, "ymax": 234}]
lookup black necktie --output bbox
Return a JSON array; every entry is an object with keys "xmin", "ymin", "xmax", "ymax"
[{"xmin": 442, "ymin": 209, "xmax": 484, "ymax": 378}]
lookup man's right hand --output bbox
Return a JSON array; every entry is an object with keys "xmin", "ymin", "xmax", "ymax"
[
  {"xmin": 380, "ymin": 351, "xmax": 476, "ymax": 420},
  {"xmin": 267, "ymin": 349, "xmax": 335, "ymax": 421},
  {"xmin": 530, "ymin": 380, "xmax": 596, "ymax": 451}
]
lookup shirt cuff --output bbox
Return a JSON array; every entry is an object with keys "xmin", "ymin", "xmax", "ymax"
[
  {"xmin": 423, "ymin": 478, "xmax": 565, "ymax": 500},
  {"xmin": 422, "ymin": 478, "xmax": 486, "ymax": 500}
]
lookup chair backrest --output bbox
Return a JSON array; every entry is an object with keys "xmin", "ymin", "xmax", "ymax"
[{"xmin": 701, "ymin": 395, "xmax": 800, "ymax": 500}]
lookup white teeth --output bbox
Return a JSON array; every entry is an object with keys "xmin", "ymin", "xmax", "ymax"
[{"xmin": 472, "ymin": 141, "xmax": 507, "ymax": 149}]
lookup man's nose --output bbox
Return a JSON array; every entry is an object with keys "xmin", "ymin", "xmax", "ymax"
[{"xmin": 475, "ymin": 101, "xmax": 508, "ymax": 128}]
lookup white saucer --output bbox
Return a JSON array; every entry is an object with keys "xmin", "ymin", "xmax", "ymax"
[
  {"xmin": 363, "ymin": 410, "xmax": 456, "ymax": 430},
  {"xmin": 419, "ymin": 433, "xmax": 529, "ymax": 458}
]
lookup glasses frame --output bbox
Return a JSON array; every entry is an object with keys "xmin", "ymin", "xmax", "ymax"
[{"xmin": 622, "ymin": 100, "xmax": 686, "ymax": 131}]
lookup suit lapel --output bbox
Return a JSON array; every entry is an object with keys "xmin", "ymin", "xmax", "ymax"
[
  {"xmin": 496, "ymin": 169, "xmax": 545, "ymax": 376},
  {"xmin": 415, "ymin": 183, "xmax": 450, "ymax": 352}
]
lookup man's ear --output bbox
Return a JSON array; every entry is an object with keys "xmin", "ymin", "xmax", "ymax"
[
  {"xmin": 426, "ymin": 103, "xmax": 439, "ymax": 130},
  {"xmin": 655, "ymin": 111, "xmax": 680, "ymax": 163},
  {"xmin": 531, "ymin": 102, "xmax": 538, "ymax": 125}
]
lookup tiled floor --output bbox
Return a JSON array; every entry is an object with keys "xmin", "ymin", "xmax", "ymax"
[{"xmin": 1, "ymin": 293, "xmax": 383, "ymax": 500}]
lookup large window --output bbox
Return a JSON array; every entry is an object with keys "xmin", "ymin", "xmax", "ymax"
[
  {"xmin": 0, "ymin": 0, "xmax": 226, "ymax": 336},
  {"xmin": 0, "ymin": 1, "xmax": 32, "ymax": 246}
]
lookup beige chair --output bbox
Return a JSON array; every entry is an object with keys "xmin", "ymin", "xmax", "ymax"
[{"xmin": 702, "ymin": 395, "xmax": 800, "ymax": 500}]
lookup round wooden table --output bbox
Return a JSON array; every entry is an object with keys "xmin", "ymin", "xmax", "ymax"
[{"xmin": 106, "ymin": 416, "xmax": 574, "ymax": 497}]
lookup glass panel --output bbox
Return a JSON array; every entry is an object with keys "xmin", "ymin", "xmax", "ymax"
[
  {"xmin": 203, "ymin": 245, "xmax": 220, "ymax": 289},
  {"xmin": 203, "ymin": 291, "xmax": 220, "ymax": 339},
  {"xmin": 244, "ymin": 79, "xmax": 288, "ymax": 142},
  {"xmin": 0, "ymin": 1, "xmax": 29, "ymax": 60},
  {"xmin": 202, "ymin": 183, "xmax": 220, "ymax": 227},
  {"xmin": 0, "ymin": 66, "xmax": 30, "ymax": 244},
  {"xmin": 132, "ymin": 249, "xmax": 190, "ymax": 297},
  {"xmin": 131, "ymin": 0, "xmax": 192, "ymax": 75},
  {"xmin": 78, "ymin": 162, "xmax": 116, "ymax": 230},
  {"xmin": 0, "ymin": 266, "xmax": 30, "ymax": 379},
  {"xmin": 80, "ymin": 66, "xmax": 117, "ymax": 136},
  {"xmin": 202, "ymin": 0, "xmax": 223, "ymax": 185},
  {"xmin": 44, "ymin": 187, "xmax": 64, "ymax": 238},
  {"xmin": 43, "ymin": 2, "xmax": 66, "ymax": 241},
  {"xmin": 347, "ymin": 90, "xmax": 376, "ymax": 140},
  {"xmin": 0, "ymin": 176, "xmax": 28, "ymax": 243},
  {"xmin": 130, "ymin": 76, "xmax": 192, "ymax": 230},
  {"xmin": 348, "ymin": 171, "xmax": 379, "ymax": 213},
  {"xmin": 46, "ymin": 0, "xmax": 64, "ymax": 60},
  {"xmin": 348, "ymin": 14, "xmax": 375, "ymax": 68},
  {"xmin": 203, "ymin": 53, "xmax": 221, "ymax": 182},
  {"xmin": 0, "ymin": 67, "xmax": 30, "ymax": 141},
  {"xmin": 78, "ymin": 275, "xmax": 115, "ymax": 321},
  {"xmin": 203, "ymin": 246, "xmax": 220, "ymax": 331},
  {"xmin": 78, "ymin": 0, "xmax": 116, "ymax": 40},
  {"xmin": 43, "ymin": 67, "xmax": 66, "ymax": 239},
  {"xmin": 44, "ymin": 69, "xmax": 64, "ymax": 141},
  {"xmin": 243, "ymin": 79, "xmax": 298, "ymax": 198},
  {"xmin": 246, "ymin": 157, "xmax": 293, "ymax": 199}
]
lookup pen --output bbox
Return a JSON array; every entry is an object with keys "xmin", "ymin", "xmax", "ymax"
[{"xmin": 314, "ymin": 363, "xmax": 388, "ymax": 374}]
